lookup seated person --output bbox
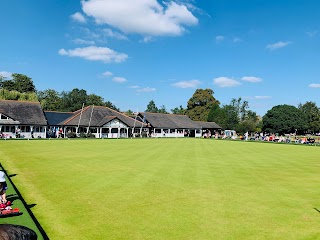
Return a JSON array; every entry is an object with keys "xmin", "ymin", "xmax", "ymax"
[{"xmin": 0, "ymin": 171, "xmax": 11, "ymax": 209}]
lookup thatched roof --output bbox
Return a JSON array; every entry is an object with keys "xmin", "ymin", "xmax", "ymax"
[
  {"xmin": 139, "ymin": 112, "xmax": 200, "ymax": 129},
  {"xmin": 62, "ymin": 106, "xmax": 146, "ymax": 127},
  {"xmin": 44, "ymin": 111, "xmax": 74, "ymax": 126},
  {"xmin": 193, "ymin": 121, "xmax": 222, "ymax": 129},
  {"xmin": 0, "ymin": 100, "xmax": 47, "ymax": 125}
]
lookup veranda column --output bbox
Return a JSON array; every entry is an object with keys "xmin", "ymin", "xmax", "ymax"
[{"xmin": 30, "ymin": 126, "xmax": 34, "ymax": 139}]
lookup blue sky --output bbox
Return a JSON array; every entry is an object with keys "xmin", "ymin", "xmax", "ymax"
[{"xmin": 1, "ymin": 0, "xmax": 319, "ymax": 116}]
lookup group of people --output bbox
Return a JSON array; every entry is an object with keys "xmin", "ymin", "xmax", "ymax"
[
  {"xmin": 47, "ymin": 127, "xmax": 63, "ymax": 138},
  {"xmin": 217, "ymin": 131, "xmax": 318, "ymax": 145},
  {"xmin": 0, "ymin": 171, "xmax": 38, "ymax": 239}
]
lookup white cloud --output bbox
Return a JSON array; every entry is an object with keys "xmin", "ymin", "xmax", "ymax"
[
  {"xmin": 112, "ymin": 77, "xmax": 127, "ymax": 83},
  {"xmin": 129, "ymin": 85, "xmax": 140, "ymax": 89},
  {"xmin": 254, "ymin": 96, "xmax": 271, "ymax": 99},
  {"xmin": 213, "ymin": 77, "xmax": 241, "ymax": 87},
  {"xmin": 137, "ymin": 87, "xmax": 156, "ymax": 92},
  {"xmin": 103, "ymin": 28, "xmax": 128, "ymax": 40},
  {"xmin": 266, "ymin": 41, "xmax": 291, "ymax": 50},
  {"xmin": 307, "ymin": 31, "xmax": 318, "ymax": 37},
  {"xmin": 0, "ymin": 71, "xmax": 12, "ymax": 78},
  {"xmin": 309, "ymin": 83, "xmax": 320, "ymax": 88},
  {"xmin": 215, "ymin": 35, "xmax": 224, "ymax": 42},
  {"xmin": 101, "ymin": 71, "xmax": 113, "ymax": 77},
  {"xmin": 58, "ymin": 46, "xmax": 128, "ymax": 63},
  {"xmin": 171, "ymin": 80, "xmax": 201, "ymax": 88},
  {"xmin": 72, "ymin": 38, "xmax": 95, "ymax": 45},
  {"xmin": 70, "ymin": 12, "xmax": 86, "ymax": 23},
  {"xmin": 141, "ymin": 36, "xmax": 153, "ymax": 43},
  {"xmin": 233, "ymin": 37, "xmax": 241, "ymax": 43},
  {"xmin": 81, "ymin": 0, "xmax": 198, "ymax": 36},
  {"xmin": 241, "ymin": 76, "xmax": 262, "ymax": 83}
]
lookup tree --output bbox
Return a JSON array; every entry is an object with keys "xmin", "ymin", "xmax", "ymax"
[
  {"xmin": 208, "ymin": 98, "xmax": 260, "ymax": 133},
  {"xmin": 298, "ymin": 101, "xmax": 320, "ymax": 134},
  {"xmin": 37, "ymin": 89, "xmax": 62, "ymax": 111},
  {"xmin": 158, "ymin": 105, "xmax": 168, "ymax": 114},
  {"xmin": 105, "ymin": 101, "xmax": 120, "ymax": 111},
  {"xmin": 123, "ymin": 109, "xmax": 134, "ymax": 116},
  {"xmin": 0, "ymin": 88, "xmax": 38, "ymax": 101},
  {"xmin": 207, "ymin": 104, "xmax": 226, "ymax": 126},
  {"xmin": 186, "ymin": 89, "xmax": 220, "ymax": 121},
  {"xmin": 87, "ymin": 94, "xmax": 105, "ymax": 106},
  {"xmin": 61, "ymin": 88, "xmax": 88, "ymax": 112},
  {"xmin": 221, "ymin": 104, "xmax": 239, "ymax": 130},
  {"xmin": 262, "ymin": 104, "xmax": 307, "ymax": 134},
  {"xmin": 0, "ymin": 73, "xmax": 36, "ymax": 93},
  {"xmin": 145, "ymin": 100, "xmax": 158, "ymax": 113},
  {"xmin": 171, "ymin": 105, "xmax": 186, "ymax": 115}
]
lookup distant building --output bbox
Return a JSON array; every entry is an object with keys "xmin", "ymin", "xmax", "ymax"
[
  {"xmin": 0, "ymin": 100, "xmax": 47, "ymax": 139},
  {"xmin": 0, "ymin": 100, "xmax": 221, "ymax": 139}
]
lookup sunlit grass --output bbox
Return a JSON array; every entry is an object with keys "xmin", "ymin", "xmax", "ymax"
[{"xmin": 0, "ymin": 138, "xmax": 319, "ymax": 239}]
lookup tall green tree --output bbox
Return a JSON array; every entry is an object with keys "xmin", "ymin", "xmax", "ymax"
[
  {"xmin": 0, "ymin": 73, "xmax": 36, "ymax": 93},
  {"xmin": 171, "ymin": 105, "xmax": 186, "ymax": 115},
  {"xmin": 208, "ymin": 98, "xmax": 259, "ymax": 133},
  {"xmin": 105, "ymin": 101, "xmax": 120, "ymax": 111},
  {"xmin": 145, "ymin": 100, "xmax": 159, "ymax": 113},
  {"xmin": 158, "ymin": 105, "xmax": 168, "ymax": 114},
  {"xmin": 207, "ymin": 104, "xmax": 226, "ymax": 126},
  {"xmin": 186, "ymin": 89, "xmax": 220, "ymax": 121},
  {"xmin": 87, "ymin": 94, "xmax": 105, "ymax": 106},
  {"xmin": 298, "ymin": 101, "xmax": 320, "ymax": 134},
  {"xmin": 61, "ymin": 88, "xmax": 88, "ymax": 112},
  {"xmin": 262, "ymin": 104, "xmax": 307, "ymax": 134},
  {"xmin": 37, "ymin": 89, "xmax": 62, "ymax": 111}
]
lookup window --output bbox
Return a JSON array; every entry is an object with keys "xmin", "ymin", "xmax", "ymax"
[
  {"xmin": 4, "ymin": 126, "xmax": 15, "ymax": 132},
  {"xmin": 89, "ymin": 127, "xmax": 97, "ymax": 133},
  {"xmin": 101, "ymin": 128, "xmax": 109, "ymax": 133},
  {"xmin": 111, "ymin": 128, "xmax": 118, "ymax": 133}
]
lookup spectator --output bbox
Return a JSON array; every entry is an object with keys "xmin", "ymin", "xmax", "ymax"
[{"xmin": 0, "ymin": 171, "xmax": 8, "ymax": 206}]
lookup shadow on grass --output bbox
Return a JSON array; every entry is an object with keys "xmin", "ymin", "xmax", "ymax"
[
  {"xmin": 314, "ymin": 208, "xmax": 320, "ymax": 214},
  {"xmin": 0, "ymin": 212, "xmax": 23, "ymax": 218},
  {"xmin": 7, "ymin": 194, "xmax": 20, "ymax": 203},
  {"xmin": 0, "ymin": 164, "xmax": 49, "ymax": 239},
  {"xmin": 8, "ymin": 173, "xmax": 17, "ymax": 178},
  {"xmin": 27, "ymin": 203, "xmax": 37, "ymax": 209}
]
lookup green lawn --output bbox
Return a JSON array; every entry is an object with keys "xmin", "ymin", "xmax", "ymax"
[{"xmin": 0, "ymin": 138, "xmax": 319, "ymax": 239}]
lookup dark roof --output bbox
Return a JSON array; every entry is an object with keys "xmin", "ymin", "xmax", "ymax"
[
  {"xmin": 0, "ymin": 100, "xmax": 47, "ymax": 125},
  {"xmin": 193, "ymin": 121, "xmax": 222, "ymax": 129},
  {"xmin": 97, "ymin": 116, "xmax": 116, "ymax": 126},
  {"xmin": 140, "ymin": 112, "xmax": 200, "ymax": 129},
  {"xmin": 129, "ymin": 115, "xmax": 144, "ymax": 122},
  {"xmin": 62, "ymin": 106, "xmax": 146, "ymax": 127},
  {"xmin": 44, "ymin": 111, "xmax": 74, "ymax": 126}
]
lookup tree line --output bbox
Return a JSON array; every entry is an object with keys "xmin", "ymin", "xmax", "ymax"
[
  {"xmin": 0, "ymin": 73, "xmax": 119, "ymax": 112},
  {"xmin": 1, "ymin": 73, "xmax": 320, "ymax": 135}
]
